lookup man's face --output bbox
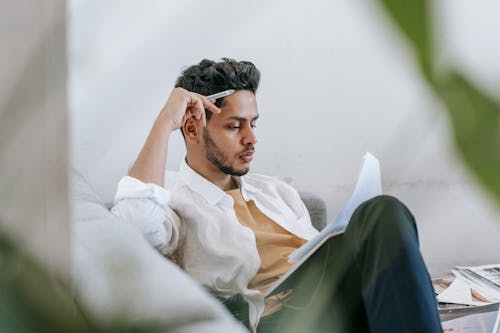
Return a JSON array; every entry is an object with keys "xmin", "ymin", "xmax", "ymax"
[{"xmin": 202, "ymin": 90, "xmax": 258, "ymax": 176}]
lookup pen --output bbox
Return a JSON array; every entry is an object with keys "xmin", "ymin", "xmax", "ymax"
[
  {"xmin": 185, "ymin": 89, "xmax": 235, "ymax": 121},
  {"xmin": 206, "ymin": 89, "xmax": 235, "ymax": 100}
]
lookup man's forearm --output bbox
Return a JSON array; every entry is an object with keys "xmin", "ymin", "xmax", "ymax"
[{"xmin": 128, "ymin": 120, "xmax": 173, "ymax": 187}]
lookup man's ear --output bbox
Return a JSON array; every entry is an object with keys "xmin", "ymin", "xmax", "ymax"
[{"xmin": 183, "ymin": 117, "xmax": 200, "ymax": 144}]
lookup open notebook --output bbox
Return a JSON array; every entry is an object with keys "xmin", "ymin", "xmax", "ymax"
[{"xmin": 266, "ymin": 152, "xmax": 382, "ymax": 297}]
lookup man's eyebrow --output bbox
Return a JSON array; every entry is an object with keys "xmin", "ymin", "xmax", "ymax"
[{"xmin": 225, "ymin": 115, "xmax": 259, "ymax": 121}]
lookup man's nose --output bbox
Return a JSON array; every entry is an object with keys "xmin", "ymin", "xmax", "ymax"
[{"xmin": 242, "ymin": 126, "xmax": 257, "ymax": 146}]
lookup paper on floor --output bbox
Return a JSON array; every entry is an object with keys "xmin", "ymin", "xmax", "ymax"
[{"xmin": 437, "ymin": 277, "xmax": 491, "ymax": 306}]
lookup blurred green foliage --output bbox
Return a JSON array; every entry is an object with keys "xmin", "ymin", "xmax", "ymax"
[{"xmin": 377, "ymin": 0, "xmax": 500, "ymax": 206}]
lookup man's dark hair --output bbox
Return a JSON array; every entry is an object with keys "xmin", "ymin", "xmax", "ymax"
[{"xmin": 175, "ymin": 58, "xmax": 260, "ymax": 122}]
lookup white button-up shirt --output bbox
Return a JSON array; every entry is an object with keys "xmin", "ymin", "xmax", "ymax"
[{"xmin": 111, "ymin": 159, "xmax": 319, "ymax": 332}]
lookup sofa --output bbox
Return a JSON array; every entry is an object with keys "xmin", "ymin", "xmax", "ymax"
[{"xmin": 71, "ymin": 170, "xmax": 327, "ymax": 332}]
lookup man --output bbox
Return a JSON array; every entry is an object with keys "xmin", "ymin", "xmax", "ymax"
[{"xmin": 111, "ymin": 58, "xmax": 442, "ymax": 332}]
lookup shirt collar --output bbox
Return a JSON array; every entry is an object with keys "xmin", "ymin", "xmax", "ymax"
[
  {"xmin": 179, "ymin": 159, "xmax": 254, "ymax": 205},
  {"xmin": 238, "ymin": 176, "xmax": 257, "ymax": 201}
]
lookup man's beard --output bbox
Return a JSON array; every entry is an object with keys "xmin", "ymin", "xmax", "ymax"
[{"xmin": 203, "ymin": 129, "xmax": 251, "ymax": 177}]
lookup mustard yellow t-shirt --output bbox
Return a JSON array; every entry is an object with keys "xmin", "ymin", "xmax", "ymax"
[{"xmin": 226, "ymin": 187, "xmax": 306, "ymax": 316}]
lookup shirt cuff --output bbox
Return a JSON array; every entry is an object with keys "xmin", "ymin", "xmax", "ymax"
[{"xmin": 114, "ymin": 176, "xmax": 171, "ymax": 209}]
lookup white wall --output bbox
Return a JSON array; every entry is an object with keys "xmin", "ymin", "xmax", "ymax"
[{"xmin": 69, "ymin": 0, "xmax": 500, "ymax": 276}]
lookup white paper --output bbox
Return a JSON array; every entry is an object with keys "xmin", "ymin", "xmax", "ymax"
[
  {"xmin": 452, "ymin": 266, "xmax": 500, "ymax": 302},
  {"xmin": 494, "ymin": 308, "xmax": 500, "ymax": 333},
  {"xmin": 288, "ymin": 152, "xmax": 382, "ymax": 262},
  {"xmin": 463, "ymin": 264, "xmax": 500, "ymax": 288},
  {"xmin": 437, "ymin": 277, "xmax": 489, "ymax": 306}
]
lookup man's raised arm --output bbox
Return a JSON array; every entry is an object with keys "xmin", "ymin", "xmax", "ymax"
[{"xmin": 128, "ymin": 87, "xmax": 220, "ymax": 186}]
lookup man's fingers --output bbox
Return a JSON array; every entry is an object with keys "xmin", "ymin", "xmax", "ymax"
[
  {"xmin": 198, "ymin": 112, "xmax": 206, "ymax": 127},
  {"xmin": 193, "ymin": 92, "xmax": 221, "ymax": 114},
  {"xmin": 195, "ymin": 99, "xmax": 204, "ymax": 120},
  {"xmin": 195, "ymin": 99, "xmax": 207, "ymax": 127},
  {"xmin": 204, "ymin": 100, "xmax": 221, "ymax": 114},
  {"xmin": 181, "ymin": 91, "xmax": 220, "ymax": 128}
]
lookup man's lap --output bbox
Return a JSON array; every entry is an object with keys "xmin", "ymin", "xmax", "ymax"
[
  {"xmin": 259, "ymin": 195, "xmax": 441, "ymax": 332},
  {"xmin": 222, "ymin": 196, "xmax": 442, "ymax": 332}
]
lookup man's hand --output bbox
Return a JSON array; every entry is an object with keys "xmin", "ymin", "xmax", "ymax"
[{"xmin": 157, "ymin": 87, "xmax": 221, "ymax": 132}]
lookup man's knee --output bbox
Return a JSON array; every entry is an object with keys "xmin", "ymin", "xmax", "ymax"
[
  {"xmin": 349, "ymin": 195, "xmax": 417, "ymax": 238},
  {"xmin": 364, "ymin": 195, "xmax": 405, "ymax": 212}
]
